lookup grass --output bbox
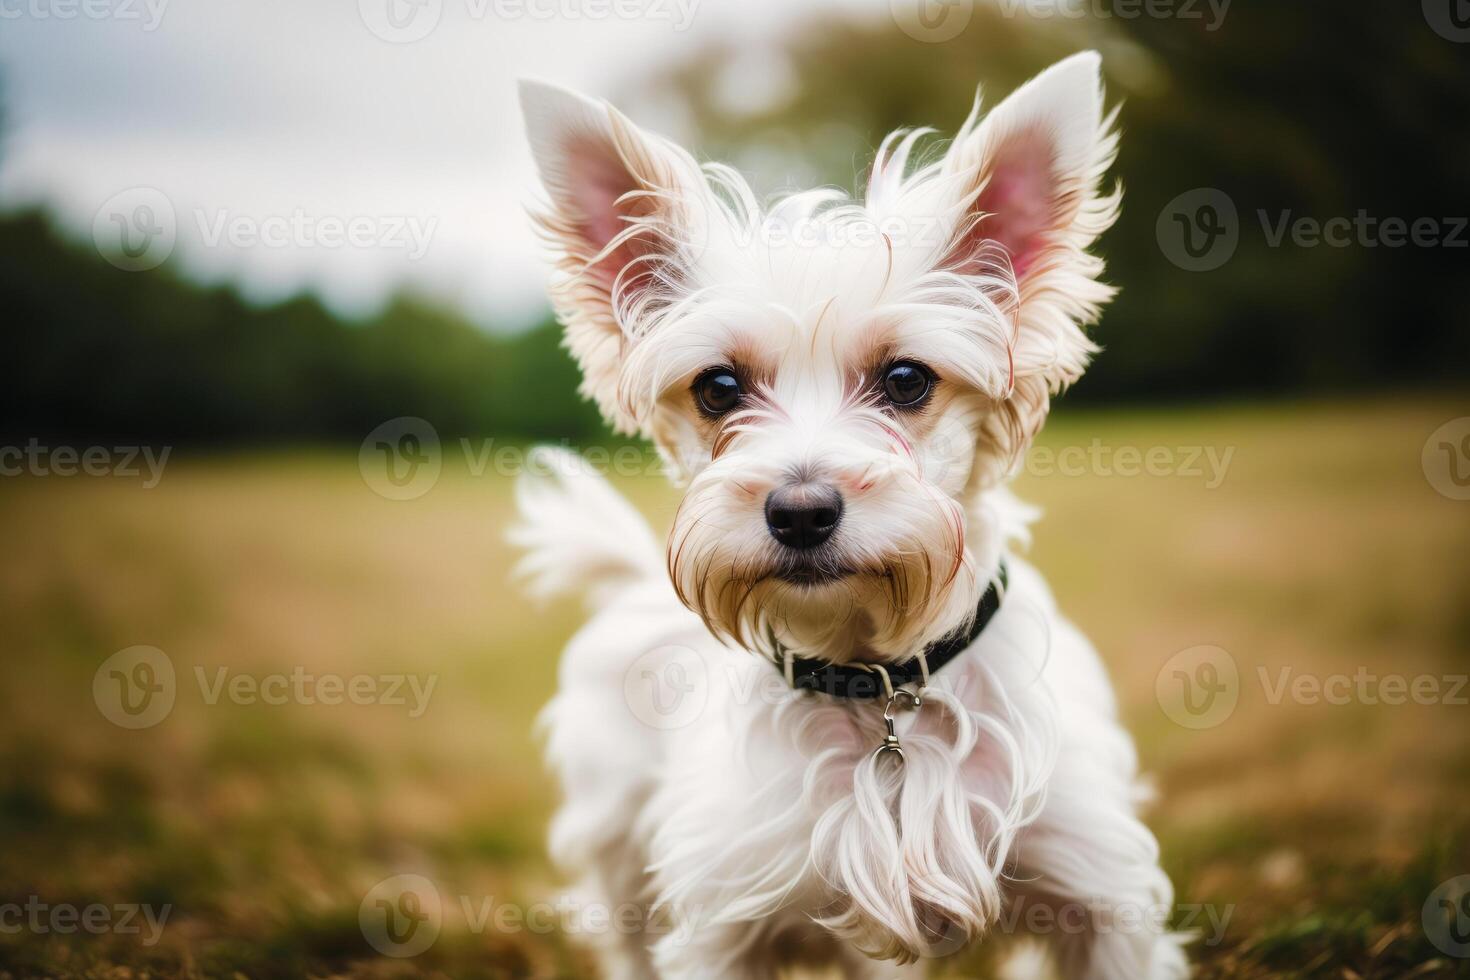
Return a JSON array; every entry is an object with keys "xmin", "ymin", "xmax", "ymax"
[{"xmin": 0, "ymin": 397, "xmax": 1467, "ymax": 978}]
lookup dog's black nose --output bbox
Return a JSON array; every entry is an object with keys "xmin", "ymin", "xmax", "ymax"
[{"xmin": 765, "ymin": 484, "xmax": 843, "ymax": 550}]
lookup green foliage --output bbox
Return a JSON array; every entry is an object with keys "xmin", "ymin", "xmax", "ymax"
[{"xmin": 0, "ymin": 210, "xmax": 603, "ymax": 442}]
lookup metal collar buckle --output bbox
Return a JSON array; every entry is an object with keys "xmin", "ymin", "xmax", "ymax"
[
  {"xmin": 860, "ymin": 660, "xmax": 928, "ymax": 765},
  {"xmin": 874, "ymin": 688, "xmax": 922, "ymax": 763}
]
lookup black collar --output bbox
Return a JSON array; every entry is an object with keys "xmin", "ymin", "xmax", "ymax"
[{"xmin": 778, "ymin": 562, "xmax": 1008, "ymax": 699}]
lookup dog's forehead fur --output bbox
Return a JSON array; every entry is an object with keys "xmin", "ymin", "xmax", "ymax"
[{"xmin": 617, "ymin": 139, "xmax": 1023, "ymax": 425}]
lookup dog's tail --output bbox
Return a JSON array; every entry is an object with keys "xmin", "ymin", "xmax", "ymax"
[{"xmin": 509, "ymin": 446, "xmax": 664, "ymax": 609}]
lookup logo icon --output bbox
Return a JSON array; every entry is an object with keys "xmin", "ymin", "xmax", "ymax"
[
  {"xmin": 92, "ymin": 188, "xmax": 177, "ymax": 272},
  {"xmin": 890, "ymin": 0, "xmax": 973, "ymax": 42},
  {"xmin": 358, "ymin": 0, "xmax": 443, "ymax": 43},
  {"xmin": 1423, "ymin": 417, "xmax": 1470, "ymax": 501},
  {"xmin": 1424, "ymin": 0, "xmax": 1470, "ymax": 41},
  {"xmin": 360, "ymin": 874, "xmax": 442, "ymax": 957},
  {"xmin": 1424, "ymin": 875, "xmax": 1470, "ymax": 957},
  {"xmin": 1156, "ymin": 188, "xmax": 1239, "ymax": 272},
  {"xmin": 922, "ymin": 415, "xmax": 972, "ymax": 489},
  {"xmin": 623, "ymin": 645, "xmax": 709, "ymax": 730},
  {"xmin": 93, "ymin": 646, "xmax": 177, "ymax": 729},
  {"xmin": 1156, "ymin": 645, "xmax": 1239, "ymax": 730},
  {"xmin": 359, "ymin": 417, "xmax": 442, "ymax": 500}
]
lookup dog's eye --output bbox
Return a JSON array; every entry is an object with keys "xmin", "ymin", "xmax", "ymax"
[
  {"xmin": 694, "ymin": 368, "xmax": 742, "ymax": 416},
  {"xmin": 881, "ymin": 361, "xmax": 933, "ymax": 407}
]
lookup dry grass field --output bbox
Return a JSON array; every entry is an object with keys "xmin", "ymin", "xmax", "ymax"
[{"xmin": 0, "ymin": 397, "xmax": 1467, "ymax": 978}]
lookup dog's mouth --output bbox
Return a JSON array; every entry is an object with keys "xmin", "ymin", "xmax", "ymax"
[{"xmin": 773, "ymin": 555, "xmax": 854, "ymax": 587}]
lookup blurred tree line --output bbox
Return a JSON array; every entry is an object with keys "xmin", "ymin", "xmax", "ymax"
[
  {"xmin": 0, "ymin": 211, "xmax": 602, "ymax": 443},
  {"xmin": 3, "ymin": 0, "xmax": 1466, "ymax": 444}
]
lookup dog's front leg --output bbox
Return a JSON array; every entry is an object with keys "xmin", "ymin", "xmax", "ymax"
[
  {"xmin": 1004, "ymin": 889, "xmax": 1191, "ymax": 980},
  {"xmin": 836, "ymin": 949, "xmax": 931, "ymax": 980},
  {"xmin": 1009, "ymin": 768, "xmax": 1192, "ymax": 978},
  {"xmin": 651, "ymin": 917, "xmax": 931, "ymax": 980},
  {"xmin": 648, "ymin": 918, "xmax": 779, "ymax": 980}
]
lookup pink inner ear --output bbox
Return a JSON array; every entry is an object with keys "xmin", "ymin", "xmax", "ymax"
[
  {"xmin": 968, "ymin": 127, "xmax": 1058, "ymax": 280},
  {"xmin": 569, "ymin": 145, "xmax": 631, "ymax": 252},
  {"xmin": 563, "ymin": 137, "xmax": 656, "ymax": 295}
]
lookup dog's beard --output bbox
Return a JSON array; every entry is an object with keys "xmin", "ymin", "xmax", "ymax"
[{"xmin": 668, "ymin": 453, "xmax": 979, "ymax": 663}]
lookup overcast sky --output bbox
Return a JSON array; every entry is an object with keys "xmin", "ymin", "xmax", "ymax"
[{"xmin": 0, "ymin": 0, "xmax": 898, "ymax": 329}]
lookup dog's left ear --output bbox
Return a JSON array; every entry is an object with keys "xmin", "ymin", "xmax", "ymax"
[{"xmin": 939, "ymin": 51, "xmax": 1119, "ymax": 400}]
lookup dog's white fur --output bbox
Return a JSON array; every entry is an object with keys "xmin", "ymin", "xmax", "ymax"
[{"xmin": 512, "ymin": 52, "xmax": 1190, "ymax": 979}]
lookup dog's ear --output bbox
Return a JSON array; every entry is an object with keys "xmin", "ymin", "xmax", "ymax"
[
  {"xmin": 938, "ymin": 51, "xmax": 1119, "ymax": 413},
  {"xmin": 520, "ymin": 80, "xmax": 704, "ymax": 434}
]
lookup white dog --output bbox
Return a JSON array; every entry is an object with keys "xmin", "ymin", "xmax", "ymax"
[{"xmin": 512, "ymin": 52, "xmax": 1190, "ymax": 979}]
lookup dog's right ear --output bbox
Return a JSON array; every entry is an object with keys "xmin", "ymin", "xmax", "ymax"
[{"xmin": 519, "ymin": 80, "xmax": 703, "ymax": 434}]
